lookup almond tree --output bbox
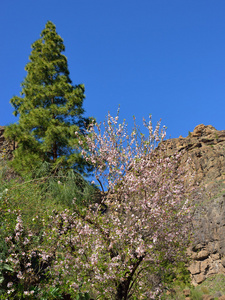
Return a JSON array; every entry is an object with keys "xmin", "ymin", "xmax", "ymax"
[{"xmin": 39, "ymin": 113, "xmax": 193, "ymax": 299}]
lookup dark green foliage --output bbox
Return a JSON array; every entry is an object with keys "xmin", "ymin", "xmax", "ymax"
[
  {"xmin": 160, "ymin": 260, "xmax": 191, "ymax": 287},
  {"xmin": 5, "ymin": 21, "xmax": 92, "ymax": 175}
]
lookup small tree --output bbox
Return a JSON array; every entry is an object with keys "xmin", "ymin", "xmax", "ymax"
[
  {"xmin": 5, "ymin": 21, "xmax": 91, "ymax": 175},
  {"xmin": 35, "ymin": 113, "xmax": 193, "ymax": 299}
]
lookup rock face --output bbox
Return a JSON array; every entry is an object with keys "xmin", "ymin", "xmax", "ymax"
[
  {"xmin": 163, "ymin": 124, "xmax": 225, "ymax": 192},
  {"xmin": 162, "ymin": 124, "xmax": 225, "ymax": 285},
  {"xmin": 0, "ymin": 126, "xmax": 17, "ymax": 160}
]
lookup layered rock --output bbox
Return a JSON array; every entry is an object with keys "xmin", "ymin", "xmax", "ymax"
[
  {"xmin": 187, "ymin": 193, "xmax": 225, "ymax": 285},
  {"xmin": 162, "ymin": 124, "xmax": 225, "ymax": 285}
]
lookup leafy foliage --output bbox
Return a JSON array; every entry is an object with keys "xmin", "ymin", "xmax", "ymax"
[{"xmin": 0, "ymin": 159, "xmax": 95, "ymax": 299}]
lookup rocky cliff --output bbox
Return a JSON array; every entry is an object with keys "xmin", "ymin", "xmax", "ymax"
[{"xmin": 162, "ymin": 124, "xmax": 225, "ymax": 285}]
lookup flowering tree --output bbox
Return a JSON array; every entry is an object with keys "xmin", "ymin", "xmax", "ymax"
[
  {"xmin": 2, "ymin": 113, "xmax": 193, "ymax": 299},
  {"xmin": 40, "ymin": 113, "xmax": 192, "ymax": 299}
]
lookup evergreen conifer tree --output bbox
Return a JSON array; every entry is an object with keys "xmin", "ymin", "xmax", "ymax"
[{"xmin": 5, "ymin": 21, "xmax": 92, "ymax": 175}]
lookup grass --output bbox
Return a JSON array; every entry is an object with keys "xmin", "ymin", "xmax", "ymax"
[
  {"xmin": 163, "ymin": 274, "xmax": 225, "ymax": 299},
  {"xmin": 197, "ymin": 274, "xmax": 225, "ymax": 297}
]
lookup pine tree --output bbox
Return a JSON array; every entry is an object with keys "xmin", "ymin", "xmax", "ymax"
[{"xmin": 5, "ymin": 21, "xmax": 92, "ymax": 175}]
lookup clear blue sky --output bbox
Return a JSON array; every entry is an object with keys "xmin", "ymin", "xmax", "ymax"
[{"xmin": 1, "ymin": 0, "xmax": 225, "ymax": 138}]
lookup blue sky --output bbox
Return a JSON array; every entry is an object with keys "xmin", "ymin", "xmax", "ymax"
[{"xmin": 1, "ymin": 0, "xmax": 225, "ymax": 139}]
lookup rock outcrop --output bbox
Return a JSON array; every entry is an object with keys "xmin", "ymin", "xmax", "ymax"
[
  {"xmin": 162, "ymin": 124, "xmax": 225, "ymax": 285},
  {"xmin": 0, "ymin": 126, "xmax": 17, "ymax": 160}
]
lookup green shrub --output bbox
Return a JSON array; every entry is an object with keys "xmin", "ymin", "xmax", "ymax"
[{"xmin": 190, "ymin": 287, "xmax": 203, "ymax": 300}]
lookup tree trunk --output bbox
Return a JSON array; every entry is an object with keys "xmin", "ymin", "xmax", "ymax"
[
  {"xmin": 51, "ymin": 96, "xmax": 57, "ymax": 162},
  {"xmin": 115, "ymin": 280, "xmax": 130, "ymax": 300},
  {"xmin": 115, "ymin": 256, "xmax": 144, "ymax": 300}
]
